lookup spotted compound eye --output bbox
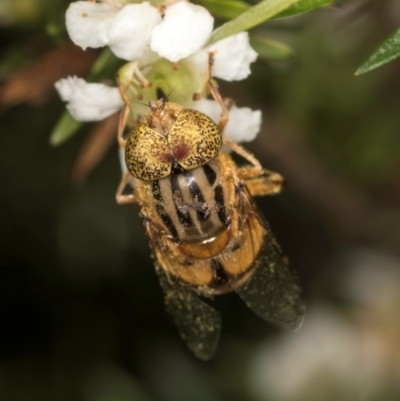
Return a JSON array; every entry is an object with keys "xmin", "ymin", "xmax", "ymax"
[
  {"xmin": 169, "ymin": 109, "xmax": 222, "ymax": 170},
  {"xmin": 125, "ymin": 125, "xmax": 172, "ymax": 181},
  {"xmin": 125, "ymin": 107, "xmax": 222, "ymax": 181}
]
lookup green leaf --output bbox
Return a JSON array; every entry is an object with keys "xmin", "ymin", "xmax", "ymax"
[
  {"xmin": 250, "ymin": 36, "xmax": 292, "ymax": 60},
  {"xmin": 195, "ymin": 0, "xmax": 249, "ymax": 20},
  {"xmin": 208, "ymin": 0, "xmax": 301, "ymax": 45},
  {"xmin": 49, "ymin": 110, "xmax": 83, "ymax": 146},
  {"xmin": 87, "ymin": 47, "xmax": 117, "ymax": 81},
  {"xmin": 197, "ymin": 0, "xmax": 334, "ymax": 22},
  {"xmin": 355, "ymin": 26, "xmax": 400, "ymax": 76},
  {"xmin": 274, "ymin": 0, "xmax": 334, "ymax": 19}
]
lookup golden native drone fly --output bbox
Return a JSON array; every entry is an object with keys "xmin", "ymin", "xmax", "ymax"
[{"xmin": 116, "ymin": 57, "xmax": 305, "ymax": 360}]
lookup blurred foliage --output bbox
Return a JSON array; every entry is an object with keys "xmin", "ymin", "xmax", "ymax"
[
  {"xmin": 2, "ymin": 0, "xmax": 400, "ymax": 400},
  {"xmin": 250, "ymin": 36, "xmax": 293, "ymax": 60}
]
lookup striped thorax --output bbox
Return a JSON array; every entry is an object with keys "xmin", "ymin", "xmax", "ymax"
[{"xmin": 148, "ymin": 158, "xmax": 231, "ymax": 242}]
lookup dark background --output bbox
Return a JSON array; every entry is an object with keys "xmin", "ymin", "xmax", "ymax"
[{"xmin": 2, "ymin": 0, "xmax": 400, "ymax": 400}]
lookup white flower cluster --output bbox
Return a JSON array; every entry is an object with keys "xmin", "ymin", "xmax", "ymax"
[
  {"xmin": 66, "ymin": 1, "xmax": 214, "ymax": 62},
  {"xmin": 55, "ymin": 0, "xmax": 262, "ymax": 143}
]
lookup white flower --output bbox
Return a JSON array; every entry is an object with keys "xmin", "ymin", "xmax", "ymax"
[
  {"xmin": 65, "ymin": 1, "xmax": 213, "ymax": 63},
  {"xmin": 58, "ymin": 1, "xmax": 260, "ymax": 144},
  {"xmin": 225, "ymin": 106, "xmax": 262, "ymax": 142},
  {"xmin": 66, "ymin": 1, "xmax": 161, "ymax": 61},
  {"xmin": 65, "ymin": 1, "xmax": 257, "ymax": 79},
  {"xmin": 66, "ymin": 1, "xmax": 116, "ymax": 50},
  {"xmin": 55, "ymin": 76, "xmax": 124, "ymax": 121},
  {"xmin": 108, "ymin": 3, "xmax": 162, "ymax": 61},
  {"xmin": 150, "ymin": 1, "xmax": 214, "ymax": 63},
  {"xmin": 192, "ymin": 99, "xmax": 262, "ymax": 142},
  {"xmin": 190, "ymin": 98, "xmax": 221, "ymax": 122},
  {"xmin": 56, "ymin": 77, "xmax": 262, "ymax": 143},
  {"xmin": 190, "ymin": 32, "xmax": 258, "ymax": 81}
]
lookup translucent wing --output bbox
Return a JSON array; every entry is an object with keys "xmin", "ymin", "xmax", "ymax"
[
  {"xmin": 235, "ymin": 190, "xmax": 305, "ymax": 331},
  {"xmin": 155, "ymin": 264, "xmax": 221, "ymax": 360}
]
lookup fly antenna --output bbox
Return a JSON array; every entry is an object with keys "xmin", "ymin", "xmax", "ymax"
[
  {"xmin": 166, "ymin": 84, "xmax": 179, "ymax": 100},
  {"xmin": 156, "ymin": 85, "xmax": 179, "ymax": 102},
  {"xmin": 131, "ymin": 100, "xmax": 150, "ymax": 108}
]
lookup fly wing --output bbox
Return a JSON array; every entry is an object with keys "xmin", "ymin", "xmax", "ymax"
[
  {"xmin": 235, "ymin": 190, "xmax": 305, "ymax": 331},
  {"xmin": 155, "ymin": 264, "xmax": 221, "ymax": 360}
]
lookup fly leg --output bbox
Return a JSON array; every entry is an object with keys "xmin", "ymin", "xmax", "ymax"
[
  {"xmin": 206, "ymin": 52, "xmax": 283, "ymax": 196},
  {"xmin": 206, "ymin": 52, "xmax": 229, "ymax": 133},
  {"xmin": 116, "ymin": 171, "xmax": 137, "ymax": 204},
  {"xmin": 242, "ymin": 170, "xmax": 285, "ymax": 196},
  {"xmin": 116, "ymin": 80, "xmax": 136, "ymax": 203},
  {"xmin": 224, "ymin": 137, "xmax": 284, "ymax": 196},
  {"xmin": 117, "ymin": 80, "xmax": 131, "ymax": 148}
]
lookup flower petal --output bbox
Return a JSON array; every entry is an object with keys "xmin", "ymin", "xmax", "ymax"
[
  {"xmin": 191, "ymin": 99, "xmax": 261, "ymax": 142},
  {"xmin": 108, "ymin": 2, "xmax": 161, "ymax": 61},
  {"xmin": 225, "ymin": 105, "xmax": 262, "ymax": 142},
  {"xmin": 190, "ymin": 98, "xmax": 221, "ymax": 124},
  {"xmin": 190, "ymin": 32, "xmax": 258, "ymax": 81},
  {"xmin": 151, "ymin": 2, "xmax": 214, "ymax": 63},
  {"xmin": 55, "ymin": 76, "xmax": 124, "ymax": 121},
  {"xmin": 66, "ymin": 1, "xmax": 117, "ymax": 50}
]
